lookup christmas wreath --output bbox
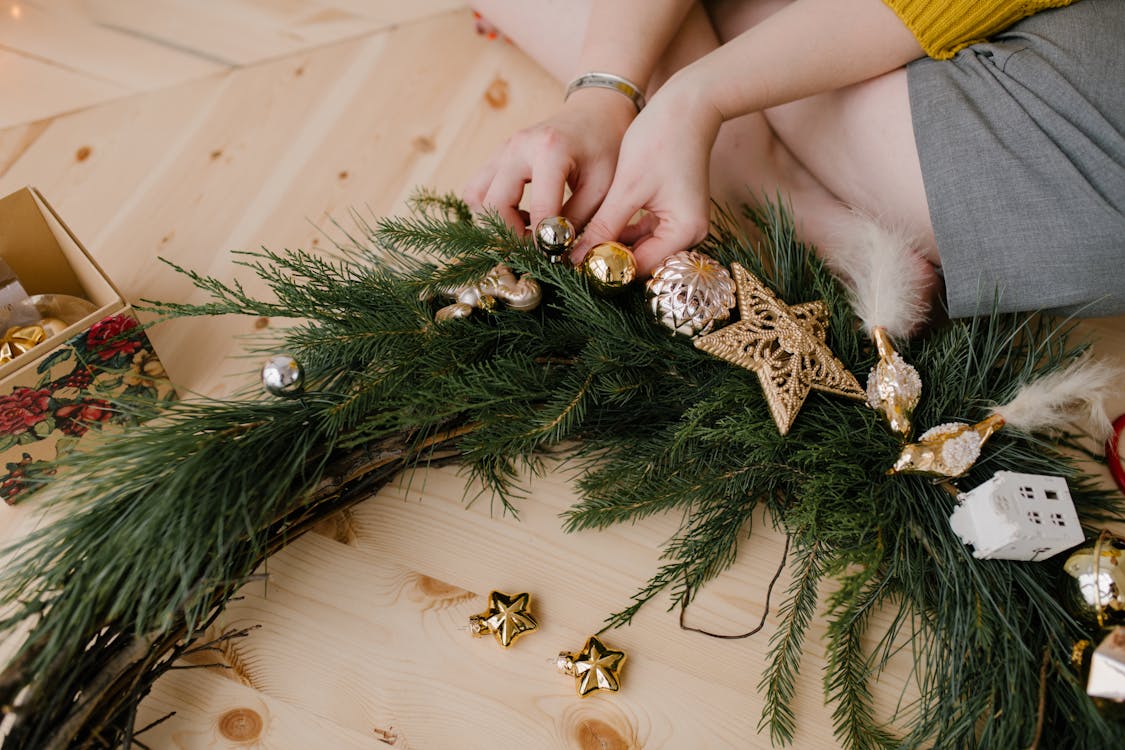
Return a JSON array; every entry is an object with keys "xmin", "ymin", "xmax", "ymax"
[{"xmin": 0, "ymin": 193, "xmax": 1122, "ymax": 749}]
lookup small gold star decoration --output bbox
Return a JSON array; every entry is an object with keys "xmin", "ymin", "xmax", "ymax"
[
  {"xmin": 695, "ymin": 263, "xmax": 865, "ymax": 434},
  {"xmin": 468, "ymin": 591, "xmax": 539, "ymax": 648},
  {"xmin": 556, "ymin": 635, "xmax": 627, "ymax": 697}
]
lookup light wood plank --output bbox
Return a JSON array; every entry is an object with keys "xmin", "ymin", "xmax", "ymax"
[
  {"xmin": 0, "ymin": 1, "xmax": 223, "ymax": 93},
  {"xmin": 43, "ymin": 0, "xmax": 465, "ymax": 68},
  {"xmin": 138, "ymin": 669, "xmax": 387, "ymax": 749},
  {"xmin": 0, "ymin": 48, "xmax": 128, "ymax": 129}
]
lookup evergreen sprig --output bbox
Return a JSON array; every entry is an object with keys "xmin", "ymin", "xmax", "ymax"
[{"xmin": 0, "ymin": 193, "xmax": 1121, "ymax": 749}]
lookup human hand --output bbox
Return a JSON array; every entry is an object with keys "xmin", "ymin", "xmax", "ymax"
[
  {"xmin": 462, "ymin": 89, "xmax": 636, "ymax": 235},
  {"xmin": 571, "ymin": 76, "xmax": 723, "ymax": 276}
]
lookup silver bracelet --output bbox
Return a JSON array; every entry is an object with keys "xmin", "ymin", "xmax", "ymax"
[{"xmin": 565, "ymin": 72, "xmax": 646, "ymax": 112}]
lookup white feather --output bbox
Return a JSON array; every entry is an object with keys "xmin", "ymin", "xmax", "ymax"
[
  {"xmin": 823, "ymin": 210, "xmax": 932, "ymax": 340},
  {"xmin": 993, "ymin": 357, "xmax": 1121, "ymax": 442}
]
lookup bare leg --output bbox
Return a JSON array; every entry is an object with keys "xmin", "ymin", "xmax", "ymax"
[{"xmin": 705, "ymin": 0, "xmax": 938, "ymax": 263}]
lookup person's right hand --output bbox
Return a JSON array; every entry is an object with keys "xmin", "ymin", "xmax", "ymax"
[{"xmin": 462, "ymin": 88, "xmax": 637, "ymax": 235}]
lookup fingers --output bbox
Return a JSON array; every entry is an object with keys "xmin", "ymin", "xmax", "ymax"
[
  {"xmin": 561, "ymin": 166, "xmax": 613, "ymax": 228},
  {"xmin": 631, "ymin": 214, "xmax": 709, "ymax": 276},
  {"xmin": 526, "ymin": 150, "xmax": 569, "ymax": 234},
  {"xmin": 570, "ymin": 188, "xmax": 639, "ymax": 264}
]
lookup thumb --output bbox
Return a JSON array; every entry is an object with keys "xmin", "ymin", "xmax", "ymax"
[{"xmin": 571, "ymin": 195, "xmax": 638, "ymax": 265}]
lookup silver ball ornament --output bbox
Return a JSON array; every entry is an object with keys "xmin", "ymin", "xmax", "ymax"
[
  {"xmin": 535, "ymin": 216, "xmax": 575, "ymax": 263},
  {"xmin": 261, "ymin": 354, "xmax": 305, "ymax": 398}
]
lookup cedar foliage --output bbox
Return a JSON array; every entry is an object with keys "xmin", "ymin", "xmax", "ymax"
[{"xmin": 0, "ymin": 192, "xmax": 1121, "ymax": 749}]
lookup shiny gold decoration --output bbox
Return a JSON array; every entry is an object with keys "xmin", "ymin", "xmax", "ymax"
[
  {"xmin": 468, "ymin": 591, "xmax": 539, "ymax": 648},
  {"xmin": 434, "ymin": 263, "xmax": 542, "ymax": 321},
  {"xmin": 0, "ymin": 324, "xmax": 50, "ymax": 364},
  {"xmin": 1063, "ymin": 531, "xmax": 1125, "ymax": 630},
  {"xmin": 535, "ymin": 216, "xmax": 576, "ymax": 264},
  {"xmin": 646, "ymin": 250, "xmax": 736, "ymax": 337},
  {"xmin": 556, "ymin": 635, "xmax": 627, "ymax": 697},
  {"xmin": 694, "ymin": 263, "xmax": 865, "ymax": 434},
  {"xmin": 888, "ymin": 414, "xmax": 1005, "ymax": 477},
  {"xmin": 866, "ymin": 326, "xmax": 922, "ymax": 437},
  {"xmin": 581, "ymin": 242, "xmax": 637, "ymax": 296}
]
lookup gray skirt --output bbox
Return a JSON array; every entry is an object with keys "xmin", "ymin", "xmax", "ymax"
[{"xmin": 907, "ymin": 0, "xmax": 1125, "ymax": 318}]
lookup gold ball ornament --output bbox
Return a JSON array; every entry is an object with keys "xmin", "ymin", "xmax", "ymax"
[
  {"xmin": 581, "ymin": 242, "xmax": 637, "ymax": 296},
  {"xmin": 646, "ymin": 250, "xmax": 736, "ymax": 337},
  {"xmin": 535, "ymin": 216, "xmax": 575, "ymax": 264},
  {"xmin": 1062, "ymin": 531, "xmax": 1125, "ymax": 629}
]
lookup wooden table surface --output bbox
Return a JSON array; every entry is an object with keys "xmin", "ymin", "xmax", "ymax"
[{"xmin": 1, "ymin": 3, "xmax": 1123, "ymax": 748}]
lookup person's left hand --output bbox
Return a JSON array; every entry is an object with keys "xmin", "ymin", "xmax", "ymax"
[{"xmin": 571, "ymin": 74, "xmax": 724, "ymax": 276}]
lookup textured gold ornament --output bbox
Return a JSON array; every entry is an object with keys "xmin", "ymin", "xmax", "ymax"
[
  {"xmin": 1063, "ymin": 531, "xmax": 1125, "ymax": 630},
  {"xmin": 694, "ymin": 263, "xmax": 864, "ymax": 435},
  {"xmin": 888, "ymin": 414, "xmax": 1005, "ymax": 477},
  {"xmin": 468, "ymin": 590, "xmax": 539, "ymax": 648},
  {"xmin": 646, "ymin": 250, "xmax": 736, "ymax": 337},
  {"xmin": 556, "ymin": 635, "xmax": 627, "ymax": 697},
  {"xmin": 581, "ymin": 242, "xmax": 637, "ymax": 296},
  {"xmin": 434, "ymin": 264, "xmax": 542, "ymax": 321},
  {"xmin": 535, "ymin": 216, "xmax": 576, "ymax": 264},
  {"xmin": 866, "ymin": 326, "xmax": 922, "ymax": 437}
]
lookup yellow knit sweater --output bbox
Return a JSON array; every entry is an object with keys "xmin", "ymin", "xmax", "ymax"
[{"xmin": 883, "ymin": 0, "xmax": 1078, "ymax": 59}]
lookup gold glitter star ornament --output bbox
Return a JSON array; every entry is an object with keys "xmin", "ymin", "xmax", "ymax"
[
  {"xmin": 694, "ymin": 263, "xmax": 865, "ymax": 434},
  {"xmin": 468, "ymin": 591, "xmax": 539, "ymax": 648}
]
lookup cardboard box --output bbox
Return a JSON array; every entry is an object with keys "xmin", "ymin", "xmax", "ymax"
[{"xmin": 0, "ymin": 187, "xmax": 174, "ymax": 504}]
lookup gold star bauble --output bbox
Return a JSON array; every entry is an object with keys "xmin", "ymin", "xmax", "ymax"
[
  {"xmin": 556, "ymin": 636, "xmax": 627, "ymax": 697},
  {"xmin": 468, "ymin": 591, "xmax": 539, "ymax": 648},
  {"xmin": 694, "ymin": 263, "xmax": 865, "ymax": 434}
]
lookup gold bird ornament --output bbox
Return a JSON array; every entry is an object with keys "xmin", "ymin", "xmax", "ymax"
[{"xmin": 890, "ymin": 357, "xmax": 1120, "ymax": 477}]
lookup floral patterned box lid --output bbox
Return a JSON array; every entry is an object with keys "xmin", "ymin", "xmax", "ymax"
[{"xmin": 0, "ymin": 188, "xmax": 175, "ymax": 504}]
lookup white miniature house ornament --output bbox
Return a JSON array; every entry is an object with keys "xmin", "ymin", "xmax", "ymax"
[{"xmin": 948, "ymin": 471, "xmax": 1084, "ymax": 561}]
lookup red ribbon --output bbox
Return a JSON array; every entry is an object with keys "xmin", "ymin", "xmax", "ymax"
[{"xmin": 1108, "ymin": 413, "xmax": 1125, "ymax": 496}]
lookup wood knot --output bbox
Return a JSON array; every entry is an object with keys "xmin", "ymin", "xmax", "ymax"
[
  {"xmin": 575, "ymin": 718, "xmax": 630, "ymax": 750},
  {"xmin": 412, "ymin": 135, "xmax": 436, "ymax": 153},
  {"xmin": 75, "ymin": 145, "xmax": 92, "ymax": 162},
  {"xmin": 484, "ymin": 77, "xmax": 509, "ymax": 109},
  {"xmin": 414, "ymin": 574, "xmax": 472, "ymax": 602},
  {"xmin": 218, "ymin": 707, "xmax": 264, "ymax": 742}
]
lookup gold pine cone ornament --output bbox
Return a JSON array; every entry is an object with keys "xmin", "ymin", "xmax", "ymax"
[{"xmin": 646, "ymin": 251, "xmax": 736, "ymax": 336}]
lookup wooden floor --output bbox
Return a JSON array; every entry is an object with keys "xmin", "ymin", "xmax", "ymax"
[{"xmin": 1, "ymin": 2, "xmax": 1123, "ymax": 748}]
